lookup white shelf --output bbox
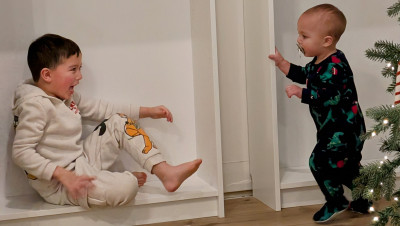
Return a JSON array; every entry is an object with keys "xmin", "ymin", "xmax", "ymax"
[
  {"xmin": 280, "ymin": 159, "xmax": 400, "ymax": 190},
  {"xmin": 0, "ymin": 176, "xmax": 217, "ymax": 222},
  {"xmin": 280, "ymin": 167, "xmax": 317, "ymax": 189}
]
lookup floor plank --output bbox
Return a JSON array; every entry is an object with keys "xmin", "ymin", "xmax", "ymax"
[{"xmin": 141, "ymin": 197, "xmax": 379, "ymax": 226}]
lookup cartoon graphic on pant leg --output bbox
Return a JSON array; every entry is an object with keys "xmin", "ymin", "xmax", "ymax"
[
  {"xmin": 343, "ymin": 101, "xmax": 358, "ymax": 124},
  {"xmin": 309, "ymin": 153, "xmax": 317, "ymax": 171},
  {"xmin": 324, "ymin": 179, "xmax": 340, "ymax": 197},
  {"xmin": 117, "ymin": 113, "xmax": 153, "ymax": 154},
  {"xmin": 319, "ymin": 109, "xmax": 335, "ymax": 130},
  {"xmin": 94, "ymin": 119, "xmax": 109, "ymax": 136},
  {"xmin": 327, "ymin": 132, "xmax": 346, "ymax": 151},
  {"xmin": 323, "ymin": 91, "xmax": 340, "ymax": 107}
]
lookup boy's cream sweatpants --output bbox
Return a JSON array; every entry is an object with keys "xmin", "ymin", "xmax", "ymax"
[{"xmin": 46, "ymin": 114, "xmax": 164, "ymax": 208}]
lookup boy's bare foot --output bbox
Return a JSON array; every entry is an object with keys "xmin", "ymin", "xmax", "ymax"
[
  {"xmin": 152, "ymin": 159, "xmax": 202, "ymax": 192},
  {"xmin": 132, "ymin": 172, "xmax": 147, "ymax": 187}
]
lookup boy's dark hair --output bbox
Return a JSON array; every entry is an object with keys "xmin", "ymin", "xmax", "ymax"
[{"xmin": 27, "ymin": 34, "xmax": 81, "ymax": 82}]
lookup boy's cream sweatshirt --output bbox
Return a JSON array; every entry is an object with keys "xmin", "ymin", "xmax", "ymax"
[{"xmin": 12, "ymin": 79, "xmax": 140, "ymax": 193}]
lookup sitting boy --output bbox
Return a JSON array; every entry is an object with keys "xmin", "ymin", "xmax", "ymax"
[{"xmin": 12, "ymin": 33, "xmax": 202, "ymax": 208}]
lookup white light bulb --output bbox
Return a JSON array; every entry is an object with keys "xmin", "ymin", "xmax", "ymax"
[
  {"xmin": 385, "ymin": 156, "xmax": 388, "ymax": 160},
  {"xmin": 370, "ymin": 189, "xmax": 374, "ymax": 193},
  {"xmin": 373, "ymin": 216, "xmax": 379, "ymax": 222},
  {"xmin": 380, "ymin": 161, "xmax": 384, "ymax": 165},
  {"xmin": 372, "ymin": 131, "xmax": 377, "ymax": 137},
  {"xmin": 395, "ymin": 197, "xmax": 398, "ymax": 201},
  {"xmin": 392, "ymin": 66, "xmax": 395, "ymax": 70},
  {"xmin": 383, "ymin": 119, "xmax": 389, "ymax": 124},
  {"xmin": 380, "ymin": 182, "xmax": 383, "ymax": 185},
  {"xmin": 387, "ymin": 63, "xmax": 392, "ymax": 67},
  {"xmin": 369, "ymin": 206, "xmax": 375, "ymax": 212},
  {"xmin": 392, "ymin": 104, "xmax": 396, "ymax": 108}
]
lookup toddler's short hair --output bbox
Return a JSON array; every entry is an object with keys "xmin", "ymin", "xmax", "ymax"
[
  {"xmin": 27, "ymin": 34, "xmax": 81, "ymax": 82},
  {"xmin": 304, "ymin": 4, "xmax": 347, "ymax": 43}
]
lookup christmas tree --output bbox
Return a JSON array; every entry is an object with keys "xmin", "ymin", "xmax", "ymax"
[{"xmin": 352, "ymin": 1, "xmax": 400, "ymax": 225}]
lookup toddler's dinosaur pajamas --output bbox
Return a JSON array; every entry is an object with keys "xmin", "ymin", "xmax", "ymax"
[{"xmin": 287, "ymin": 50, "xmax": 366, "ymax": 205}]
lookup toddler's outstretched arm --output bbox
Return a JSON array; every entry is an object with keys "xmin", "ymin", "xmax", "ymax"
[
  {"xmin": 139, "ymin": 105, "xmax": 173, "ymax": 122},
  {"xmin": 268, "ymin": 48, "xmax": 290, "ymax": 75}
]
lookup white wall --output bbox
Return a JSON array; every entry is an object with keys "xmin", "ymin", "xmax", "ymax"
[
  {"xmin": 274, "ymin": 0, "xmax": 400, "ymax": 169},
  {"xmin": 1, "ymin": 0, "xmax": 201, "ymax": 202}
]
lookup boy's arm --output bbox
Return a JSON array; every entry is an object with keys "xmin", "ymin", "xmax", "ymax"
[
  {"xmin": 139, "ymin": 106, "xmax": 173, "ymax": 122},
  {"xmin": 12, "ymin": 100, "xmax": 58, "ymax": 181},
  {"xmin": 73, "ymin": 92, "xmax": 140, "ymax": 121},
  {"xmin": 74, "ymin": 92, "xmax": 173, "ymax": 122}
]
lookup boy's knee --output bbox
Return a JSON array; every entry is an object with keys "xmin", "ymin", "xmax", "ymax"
[{"xmin": 105, "ymin": 175, "xmax": 138, "ymax": 207}]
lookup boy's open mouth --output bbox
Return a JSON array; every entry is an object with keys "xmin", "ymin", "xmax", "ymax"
[{"xmin": 296, "ymin": 43, "xmax": 305, "ymax": 55}]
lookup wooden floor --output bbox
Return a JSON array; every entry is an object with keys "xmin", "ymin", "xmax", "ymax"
[{"xmin": 142, "ymin": 197, "xmax": 380, "ymax": 226}]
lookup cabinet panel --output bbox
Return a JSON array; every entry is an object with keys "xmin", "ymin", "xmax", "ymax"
[{"xmin": 244, "ymin": 0, "xmax": 281, "ymax": 211}]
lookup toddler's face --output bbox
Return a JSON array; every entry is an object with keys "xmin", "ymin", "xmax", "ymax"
[
  {"xmin": 46, "ymin": 54, "xmax": 82, "ymax": 100},
  {"xmin": 296, "ymin": 13, "xmax": 326, "ymax": 58}
]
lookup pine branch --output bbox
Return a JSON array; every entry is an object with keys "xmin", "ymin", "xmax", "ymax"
[
  {"xmin": 366, "ymin": 41, "xmax": 400, "ymax": 62},
  {"xmin": 388, "ymin": 1, "xmax": 400, "ymax": 18}
]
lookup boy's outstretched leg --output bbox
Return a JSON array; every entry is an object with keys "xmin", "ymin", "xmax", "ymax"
[
  {"xmin": 151, "ymin": 159, "xmax": 202, "ymax": 192},
  {"xmin": 132, "ymin": 172, "xmax": 147, "ymax": 187}
]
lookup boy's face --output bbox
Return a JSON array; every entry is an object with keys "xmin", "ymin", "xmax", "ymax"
[
  {"xmin": 44, "ymin": 54, "xmax": 82, "ymax": 100},
  {"xmin": 296, "ymin": 13, "xmax": 327, "ymax": 58}
]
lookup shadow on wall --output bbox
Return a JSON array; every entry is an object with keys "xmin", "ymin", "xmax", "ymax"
[{"xmin": 1, "ymin": 1, "xmax": 37, "ymax": 199}]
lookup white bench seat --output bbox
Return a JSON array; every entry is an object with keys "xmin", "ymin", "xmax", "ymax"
[{"xmin": 0, "ymin": 176, "xmax": 219, "ymax": 225}]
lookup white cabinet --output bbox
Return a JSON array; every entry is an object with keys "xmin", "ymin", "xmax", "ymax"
[{"xmin": 0, "ymin": 1, "xmax": 224, "ymax": 225}]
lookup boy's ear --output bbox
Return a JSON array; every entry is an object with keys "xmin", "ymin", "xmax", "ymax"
[
  {"xmin": 323, "ymin": 35, "xmax": 334, "ymax": 47},
  {"xmin": 40, "ymin": 68, "xmax": 52, "ymax": 83}
]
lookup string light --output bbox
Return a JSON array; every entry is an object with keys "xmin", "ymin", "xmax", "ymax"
[
  {"xmin": 392, "ymin": 66, "xmax": 395, "ymax": 70},
  {"xmin": 370, "ymin": 189, "xmax": 374, "ymax": 193},
  {"xmin": 369, "ymin": 206, "xmax": 375, "ymax": 212},
  {"xmin": 387, "ymin": 63, "xmax": 392, "ymax": 67},
  {"xmin": 383, "ymin": 119, "xmax": 389, "ymax": 124},
  {"xmin": 372, "ymin": 131, "xmax": 377, "ymax": 137},
  {"xmin": 373, "ymin": 216, "xmax": 379, "ymax": 222},
  {"xmin": 395, "ymin": 197, "xmax": 398, "ymax": 201},
  {"xmin": 392, "ymin": 104, "xmax": 395, "ymax": 108},
  {"xmin": 380, "ymin": 182, "xmax": 383, "ymax": 185},
  {"xmin": 380, "ymin": 160, "xmax": 384, "ymax": 165}
]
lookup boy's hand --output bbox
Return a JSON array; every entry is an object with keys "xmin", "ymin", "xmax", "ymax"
[
  {"xmin": 140, "ymin": 106, "xmax": 173, "ymax": 122},
  {"xmin": 286, "ymin": 85, "xmax": 302, "ymax": 99},
  {"xmin": 268, "ymin": 48, "xmax": 290, "ymax": 75},
  {"xmin": 53, "ymin": 166, "xmax": 95, "ymax": 200}
]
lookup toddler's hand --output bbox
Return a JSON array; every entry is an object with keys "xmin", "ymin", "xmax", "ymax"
[
  {"xmin": 286, "ymin": 85, "xmax": 302, "ymax": 99},
  {"xmin": 149, "ymin": 105, "xmax": 173, "ymax": 122},
  {"xmin": 268, "ymin": 48, "xmax": 284, "ymax": 66}
]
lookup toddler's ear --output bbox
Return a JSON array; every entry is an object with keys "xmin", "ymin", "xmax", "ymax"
[
  {"xmin": 323, "ymin": 35, "xmax": 334, "ymax": 47},
  {"xmin": 40, "ymin": 68, "xmax": 52, "ymax": 83}
]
